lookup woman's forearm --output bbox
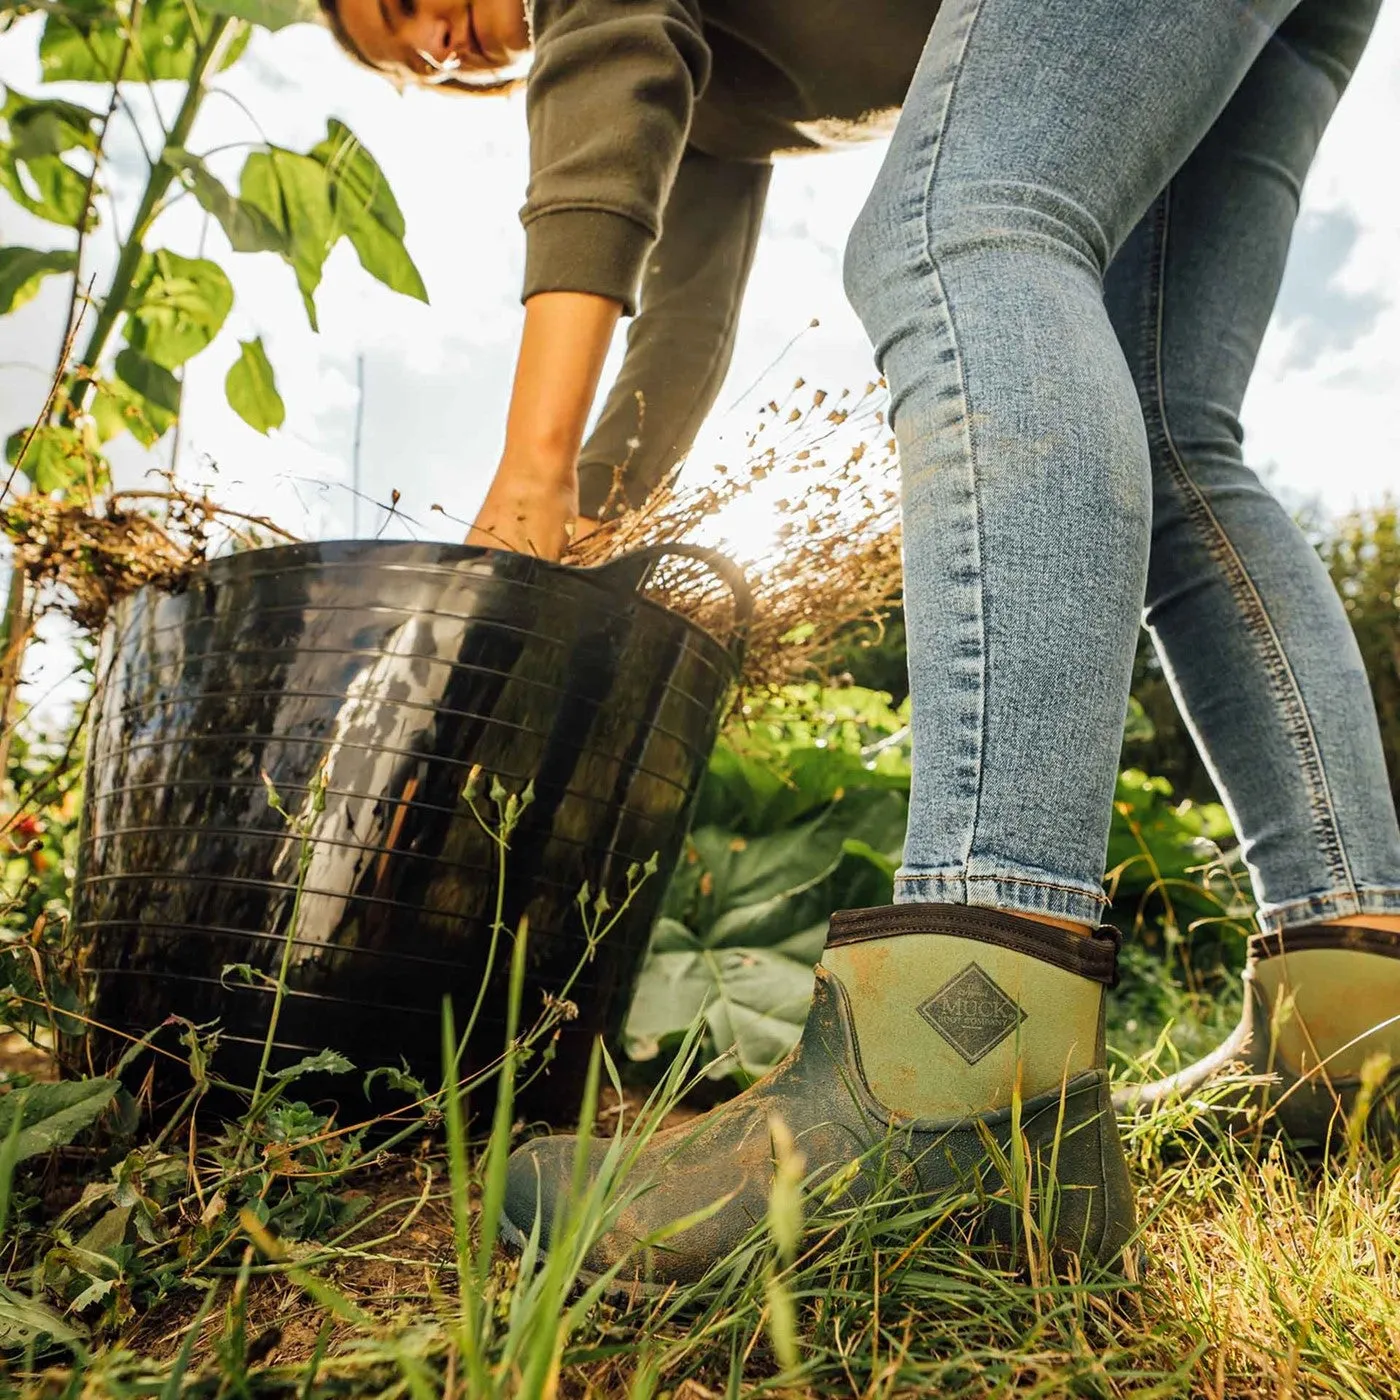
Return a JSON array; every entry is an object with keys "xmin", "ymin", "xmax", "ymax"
[
  {"xmin": 501, "ymin": 290, "xmax": 622, "ymax": 479},
  {"xmin": 464, "ymin": 291, "xmax": 619, "ymax": 556}
]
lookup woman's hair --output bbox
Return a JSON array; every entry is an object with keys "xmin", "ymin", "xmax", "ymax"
[{"xmin": 317, "ymin": 0, "xmax": 526, "ymax": 94}]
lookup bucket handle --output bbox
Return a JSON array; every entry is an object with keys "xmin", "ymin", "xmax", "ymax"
[{"xmin": 591, "ymin": 544, "xmax": 753, "ymax": 663}]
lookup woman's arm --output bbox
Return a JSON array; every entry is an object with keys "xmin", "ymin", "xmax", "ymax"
[
  {"xmin": 466, "ymin": 0, "xmax": 709, "ymax": 557},
  {"xmin": 465, "ymin": 290, "xmax": 620, "ymax": 557},
  {"xmin": 578, "ymin": 148, "xmax": 772, "ymax": 521}
]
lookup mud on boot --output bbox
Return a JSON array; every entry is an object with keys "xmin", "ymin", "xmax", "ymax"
[{"xmin": 501, "ymin": 903, "xmax": 1138, "ymax": 1293}]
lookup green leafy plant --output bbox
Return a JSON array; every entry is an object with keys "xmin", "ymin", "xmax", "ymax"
[
  {"xmin": 628, "ymin": 688, "xmax": 911, "ymax": 1080},
  {"xmin": 0, "ymin": 0, "xmax": 426, "ymax": 740},
  {"xmin": 3, "ymin": 1, "xmax": 424, "ymax": 476}
]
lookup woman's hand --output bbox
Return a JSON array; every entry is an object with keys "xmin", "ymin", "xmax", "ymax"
[
  {"xmin": 465, "ymin": 456, "xmax": 601, "ymax": 559},
  {"xmin": 466, "ymin": 290, "xmax": 620, "ymax": 560}
]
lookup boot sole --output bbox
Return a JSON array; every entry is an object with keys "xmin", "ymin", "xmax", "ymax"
[
  {"xmin": 497, "ymin": 1210, "xmax": 692, "ymax": 1301},
  {"xmin": 497, "ymin": 1207, "xmax": 1147, "ymax": 1301}
]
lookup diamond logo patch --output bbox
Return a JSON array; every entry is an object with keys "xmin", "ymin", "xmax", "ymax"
[{"xmin": 918, "ymin": 962, "xmax": 1027, "ymax": 1064}]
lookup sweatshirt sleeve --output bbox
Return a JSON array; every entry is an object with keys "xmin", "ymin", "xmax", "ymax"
[
  {"xmin": 577, "ymin": 147, "xmax": 771, "ymax": 520},
  {"xmin": 522, "ymin": 0, "xmax": 711, "ymax": 314}
]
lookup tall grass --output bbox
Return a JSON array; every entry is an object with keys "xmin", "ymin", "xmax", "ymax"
[{"xmin": 4, "ymin": 778, "xmax": 1400, "ymax": 1398}]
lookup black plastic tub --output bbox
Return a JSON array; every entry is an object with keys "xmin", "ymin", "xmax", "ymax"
[{"xmin": 73, "ymin": 540, "xmax": 749, "ymax": 1124}]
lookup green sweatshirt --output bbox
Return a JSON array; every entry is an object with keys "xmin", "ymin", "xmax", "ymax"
[{"xmin": 524, "ymin": 0, "xmax": 939, "ymax": 519}]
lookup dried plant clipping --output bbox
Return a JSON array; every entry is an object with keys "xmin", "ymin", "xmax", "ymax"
[
  {"xmin": 3, "ymin": 470, "xmax": 298, "ymax": 632},
  {"xmin": 3, "ymin": 379, "xmax": 905, "ymax": 705},
  {"xmin": 566, "ymin": 380, "xmax": 904, "ymax": 697}
]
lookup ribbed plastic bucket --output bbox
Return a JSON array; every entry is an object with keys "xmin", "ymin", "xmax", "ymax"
[{"xmin": 74, "ymin": 540, "xmax": 749, "ymax": 1123}]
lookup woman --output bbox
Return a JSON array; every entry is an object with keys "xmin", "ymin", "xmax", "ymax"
[{"xmin": 326, "ymin": 0, "xmax": 1400, "ymax": 1285}]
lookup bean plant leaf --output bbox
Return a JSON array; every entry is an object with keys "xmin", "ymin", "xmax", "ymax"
[
  {"xmin": 113, "ymin": 346, "xmax": 182, "ymax": 436},
  {"xmin": 163, "ymin": 148, "xmax": 286, "ymax": 254},
  {"xmin": 38, "ymin": 0, "xmax": 251, "ymax": 84},
  {"xmin": 0, "ymin": 91, "xmax": 99, "ymax": 227},
  {"xmin": 194, "ymin": 0, "xmax": 322, "ymax": 31},
  {"xmin": 336, "ymin": 210, "xmax": 427, "ymax": 302},
  {"xmin": 126, "ymin": 248, "xmax": 234, "ymax": 369},
  {"xmin": 0, "ymin": 246, "xmax": 76, "ymax": 316},
  {"xmin": 225, "ymin": 337, "xmax": 285, "ymax": 433},
  {"xmin": 4, "ymin": 423, "xmax": 94, "ymax": 493},
  {"xmin": 312, "ymin": 120, "xmax": 428, "ymax": 302},
  {"xmin": 239, "ymin": 148, "xmax": 335, "ymax": 329},
  {"xmin": 0, "ymin": 148, "xmax": 92, "ymax": 228},
  {"xmin": 312, "ymin": 118, "xmax": 407, "ymax": 236},
  {"xmin": 236, "ymin": 128, "xmax": 426, "ymax": 325},
  {"xmin": 90, "ymin": 376, "xmax": 173, "ymax": 448},
  {"xmin": 2, "ymin": 90, "xmax": 100, "ymax": 159},
  {"xmin": 0, "ymin": 1078, "xmax": 117, "ymax": 1164}
]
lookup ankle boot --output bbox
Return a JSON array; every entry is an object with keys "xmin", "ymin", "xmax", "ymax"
[
  {"xmin": 501, "ymin": 903, "xmax": 1137, "ymax": 1291},
  {"xmin": 1116, "ymin": 922, "xmax": 1400, "ymax": 1144}
]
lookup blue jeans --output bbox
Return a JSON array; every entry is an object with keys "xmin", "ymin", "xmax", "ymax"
[{"xmin": 844, "ymin": 0, "xmax": 1400, "ymax": 933}]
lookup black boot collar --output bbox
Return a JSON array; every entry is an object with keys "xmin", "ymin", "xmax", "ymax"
[
  {"xmin": 826, "ymin": 903, "xmax": 1120, "ymax": 987},
  {"xmin": 1251, "ymin": 922, "xmax": 1400, "ymax": 962}
]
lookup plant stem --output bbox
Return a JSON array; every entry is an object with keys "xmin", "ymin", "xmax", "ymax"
[
  {"xmin": 62, "ymin": 3, "xmax": 140, "ymax": 355},
  {"xmin": 70, "ymin": 16, "xmax": 237, "ymax": 409},
  {"xmin": 0, "ymin": 567, "xmax": 32, "ymax": 789}
]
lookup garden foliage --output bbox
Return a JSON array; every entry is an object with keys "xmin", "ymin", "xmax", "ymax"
[{"xmin": 1, "ymin": 0, "xmax": 424, "ymax": 494}]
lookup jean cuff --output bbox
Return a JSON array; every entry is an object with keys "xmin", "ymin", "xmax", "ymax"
[
  {"xmin": 1257, "ymin": 886, "xmax": 1400, "ymax": 936},
  {"xmin": 894, "ymin": 863, "xmax": 1111, "ymax": 929}
]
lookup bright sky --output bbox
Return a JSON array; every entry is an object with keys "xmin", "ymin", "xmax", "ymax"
[{"xmin": 1, "ymin": 9, "xmax": 1398, "ymax": 555}]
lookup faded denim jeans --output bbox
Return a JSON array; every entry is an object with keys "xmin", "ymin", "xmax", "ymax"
[{"xmin": 843, "ymin": 0, "xmax": 1400, "ymax": 933}]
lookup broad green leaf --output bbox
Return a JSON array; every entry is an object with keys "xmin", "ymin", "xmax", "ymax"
[
  {"xmin": 0, "ymin": 149, "xmax": 92, "ymax": 228},
  {"xmin": 312, "ymin": 118, "xmax": 406, "ymax": 238},
  {"xmin": 240, "ymin": 148, "xmax": 334, "ymax": 329},
  {"xmin": 672, "ymin": 788, "xmax": 908, "ymax": 927},
  {"xmin": 696, "ymin": 689, "xmax": 911, "ymax": 834},
  {"xmin": 341, "ymin": 210, "xmax": 427, "ymax": 302},
  {"xmin": 127, "ymin": 248, "xmax": 233, "ymax": 369},
  {"xmin": 38, "ymin": 0, "xmax": 251, "ymax": 84},
  {"xmin": 1107, "ymin": 768, "xmax": 1234, "ymax": 893},
  {"xmin": 89, "ymin": 376, "xmax": 173, "ymax": 447},
  {"xmin": 693, "ymin": 743, "xmax": 791, "ymax": 834},
  {"xmin": 0, "ymin": 1078, "xmax": 117, "ymax": 1163},
  {"xmin": 2, "ymin": 91, "xmax": 100, "ymax": 159},
  {"xmin": 625, "ymin": 920, "xmax": 814, "ymax": 1079},
  {"xmin": 225, "ymin": 336, "xmax": 284, "ymax": 433},
  {"xmin": 0, "ymin": 246, "xmax": 76, "ymax": 315},
  {"xmin": 195, "ymin": 0, "xmax": 321, "ymax": 32},
  {"xmin": 163, "ymin": 148, "xmax": 286, "ymax": 254},
  {"xmin": 37, "ymin": 4, "xmax": 130, "ymax": 84},
  {"xmin": 705, "ymin": 840, "xmax": 897, "ymax": 952},
  {"xmin": 5, "ymin": 423, "xmax": 92, "ymax": 493},
  {"xmin": 113, "ymin": 345, "xmax": 182, "ymax": 435},
  {"xmin": 312, "ymin": 120, "xmax": 427, "ymax": 302},
  {"xmin": 0, "ymin": 1282, "xmax": 84, "ymax": 1350}
]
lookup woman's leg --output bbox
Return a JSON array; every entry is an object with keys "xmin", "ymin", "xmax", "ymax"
[
  {"xmin": 1100, "ymin": 0, "xmax": 1400, "ymax": 1137},
  {"xmin": 1104, "ymin": 0, "xmax": 1400, "ymax": 937},
  {"xmin": 844, "ymin": 0, "xmax": 1306, "ymax": 929}
]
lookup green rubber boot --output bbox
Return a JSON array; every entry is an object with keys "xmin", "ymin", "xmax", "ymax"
[
  {"xmin": 1117, "ymin": 922, "xmax": 1400, "ymax": 1144},
  {"xmin": 501, "ymin": 904, "xmax": 1137, "ymax": 1291}
]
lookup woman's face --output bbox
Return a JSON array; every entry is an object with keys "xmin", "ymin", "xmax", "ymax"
[{"xmin": 336, "ymin": 0, "xmax": 530, "ymax": 82}]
